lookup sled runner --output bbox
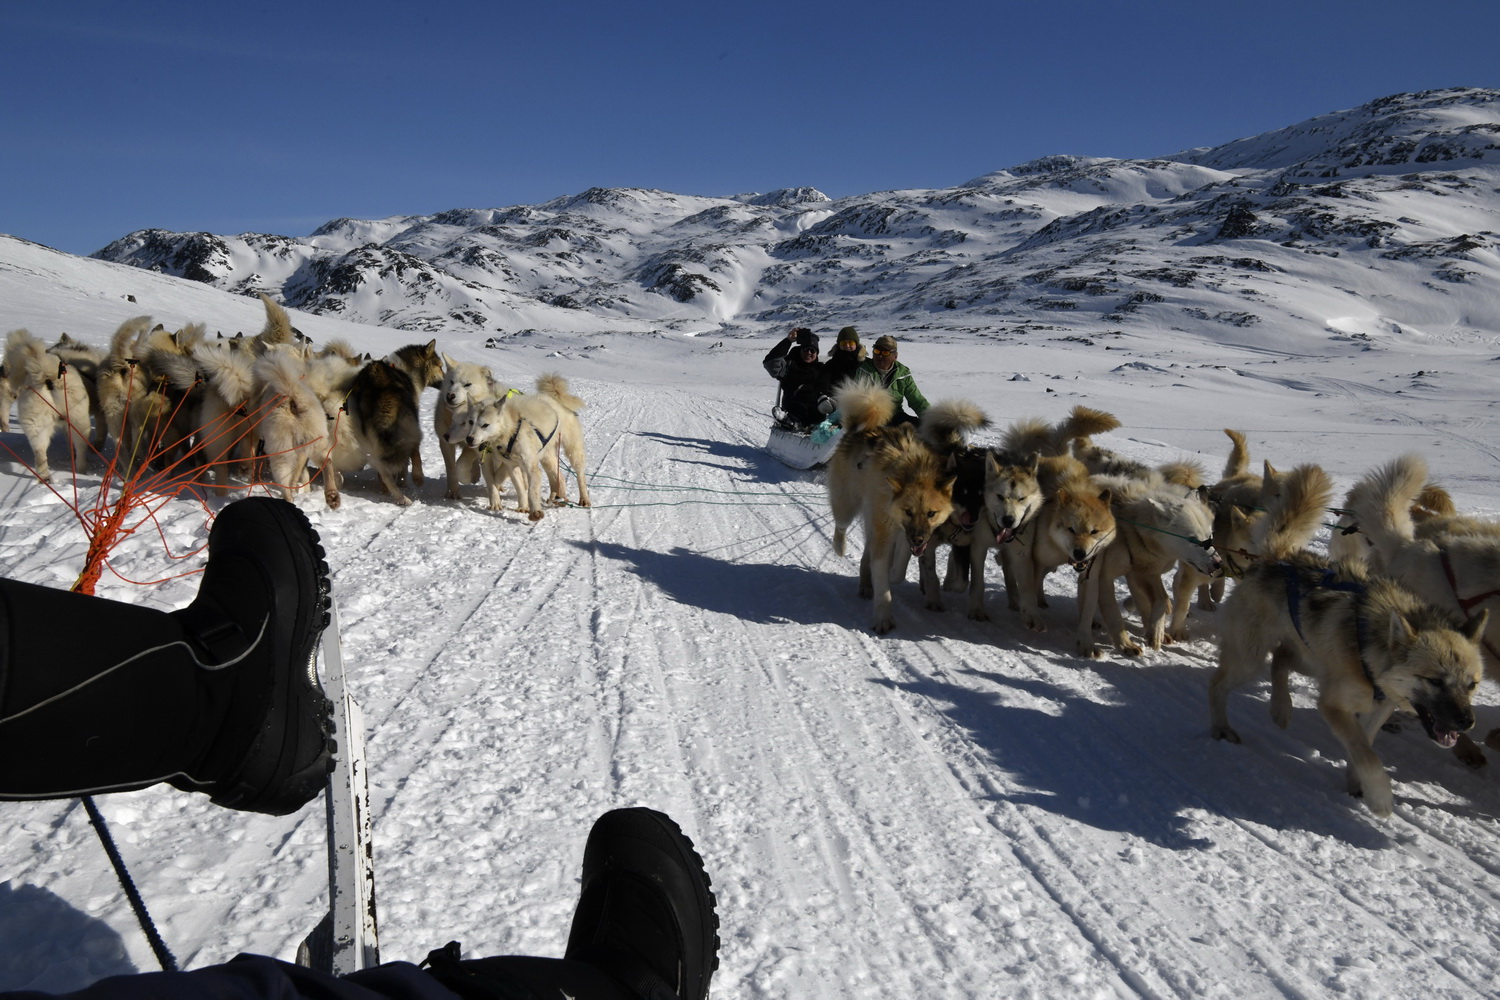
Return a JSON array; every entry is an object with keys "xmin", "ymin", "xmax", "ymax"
[{"xmin": 297, "ymin": 600, "xmax": 380, "ymax": 975}]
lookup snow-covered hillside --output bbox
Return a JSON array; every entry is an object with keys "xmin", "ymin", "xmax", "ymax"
[
  {"xmin": 1, "ymin": 86, "xmax": 1500, "ymax": 1000},
  {"xmin": 90, "ymin": 88, "xmax": 1500, "ymax": 348}
]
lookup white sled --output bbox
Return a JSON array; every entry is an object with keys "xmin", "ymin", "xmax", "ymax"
[{"xmin": 766, "ymin": 423, "xmax": 841, "ymax": 469}]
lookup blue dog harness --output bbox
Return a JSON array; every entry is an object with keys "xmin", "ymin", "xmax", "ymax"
[{"xmin": 1282, "ymin": 563, "xmax": 1383, "ymax": 701}]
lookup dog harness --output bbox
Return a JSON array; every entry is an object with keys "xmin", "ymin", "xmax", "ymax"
[{"xmin": 1281, "ymin": 563, "xmax": 1382, "ymax": 701}]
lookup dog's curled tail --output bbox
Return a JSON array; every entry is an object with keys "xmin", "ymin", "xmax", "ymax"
[
  {"xmin": 1252, "ymin": 463, "xmax": 1334, "ymax": 560},
  {"xmin": 255, "ymin": 294, "xmax": 295, "ymax": 351},
  {"xmin": 536, "ymin": 371, "xmax": 585, "ymax": 412},
  {"xmin": 4, "ymin": 330, "xmax": 48, "ymax": 389},
  {"xmin": 106, "ymin": 315, "xmax": 154, "ymax": 365},
  {"xmin": 1060, "ymin": 405, "xmax": 1121, "ymax": 450},
  {"xmin": 1159, "ymin": 458, "xmax": 1206, "ymax": 490},
  {"xmin": 1415, "ymin": 482, "xmax": 1456, "ymax": 519},
  {"xmin": 1346, "ymin": 454, "xmax": 1426, "ymax": 552},
  {"xmin": 834, "ymin": 378, "xmax": 895, "ymax": 434},
  {"xmin": 918, "ymin": 398, "xmax": 989, "ymax": 451},
  {"xmin": 1222, "ymin": 428, "xmax": 1250, "ymax": 479},
  {"xmin": 195, "ymin": 343, "xmax": 258, "ymax": 407}
]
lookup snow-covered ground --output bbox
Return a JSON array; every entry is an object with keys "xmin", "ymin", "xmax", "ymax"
[{"xmin": 2, "ymin": 237, "xmax": 1500, "ymax": 999}]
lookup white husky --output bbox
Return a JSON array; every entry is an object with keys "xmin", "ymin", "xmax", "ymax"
[
  {"xmin": 4, "ymin": 329, "xmax": 92, "ymax": 483},
  {"xmin": 462, "ymin": 373, "xmax": 589, "ymax": 519}
]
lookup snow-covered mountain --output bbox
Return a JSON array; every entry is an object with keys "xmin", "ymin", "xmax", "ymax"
[{"xmin": 92, "ymin": 87, "xmax": 1500, "ymax": 346}]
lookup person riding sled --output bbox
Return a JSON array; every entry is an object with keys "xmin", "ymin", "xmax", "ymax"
[
  {"xmin": 762, "ymin": 327, "xmax": 834, "ymax": 431},
  {"xmin": 854, "ymin": 334, "xmax": 929, "ymax": 426}
]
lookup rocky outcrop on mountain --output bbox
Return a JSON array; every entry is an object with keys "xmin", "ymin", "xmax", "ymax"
[{"xmin": 93, "ymin": 88, "xmax": 1500, "ymax": 344}]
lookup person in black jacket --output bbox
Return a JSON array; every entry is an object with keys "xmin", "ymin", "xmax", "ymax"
[
  {"xmin": 823, "ymin": 326, "xmax": 865, "ymax": 391},
  {"xmin": 762, "ymin": 327, "xmax": 833, "ymax": 429}
]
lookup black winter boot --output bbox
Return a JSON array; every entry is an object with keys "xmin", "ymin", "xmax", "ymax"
[
  {"xmin": 565, "ymin": 808, "xmax": 720, "ymax": 1000},
  {"xmin": 0, "ymin": 497, "xmax": 335, "ymax": 815},
  {"xmin": 420, "ymin": 808, "xmax": 720, "ymax": 1000}
]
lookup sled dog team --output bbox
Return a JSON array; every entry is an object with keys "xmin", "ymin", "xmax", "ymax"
[
  {"xmin": 828, "ymin": 379, "xmax": 1499, "ymax": 817},
  {"xmin": 2, "ymin": 297, "xmax": 589, "ymax": 517}
]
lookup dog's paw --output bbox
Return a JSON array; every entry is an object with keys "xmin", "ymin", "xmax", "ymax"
[
  {"xmin": 967, "ymin": 608, "xmax": 990, "ymax": 623},
  {"xmin": 872, "ymin": 615, "xmax": 897, "ymax": 635},
  {"xmin": 444, "ymin": 488, "xmax": 461, "ymax": 501},
  {"xmin": 1210, "ymin": 725, "xmax": 1242, "ymax": 744},
  {"xmin": 1022, "ymin": 612, "xmax": 1046, "ymax": 633},
  {"xmin": 528, "ymin": 510, "xmax": 545, "ymax": 522}
]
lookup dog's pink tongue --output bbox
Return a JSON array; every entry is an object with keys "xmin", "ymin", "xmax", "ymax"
[
  {"xmin": 1436, "ymin": 729, "xmax": 1459, "ymax": 749},
  {"xmin": 998, "ymin": 527, "xmax": 1016, "ymax": 543},
  {"xmin": 911, "ymin": 540, "xmax": 929, "ymax": 557}
]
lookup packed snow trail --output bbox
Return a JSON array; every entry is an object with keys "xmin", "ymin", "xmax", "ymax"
[{"xmin": 4, "ymin": 370, "xmax": 1500, "ymax": 998}]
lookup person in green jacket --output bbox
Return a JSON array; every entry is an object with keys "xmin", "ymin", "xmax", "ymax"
[{"xmin": 854, "ymin": 334, "xmax": 929, "ymax": 425}]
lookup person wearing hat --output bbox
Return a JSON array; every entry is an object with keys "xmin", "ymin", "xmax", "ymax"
[
  {"xmin": 762, "ymin": 326, "xmax": 834, "ymax": 429},
  {"xmin": 853, "ymin": 334, "xmax": 929, "ymax": 425},
  {"xmin": 824, "ymin": 326, "xmax": 866, "ymax": 390}
]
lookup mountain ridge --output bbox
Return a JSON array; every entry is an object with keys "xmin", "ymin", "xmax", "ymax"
[{"xmin": 89, "ymin": 87, "xmax": 1500, "ymax": 346}]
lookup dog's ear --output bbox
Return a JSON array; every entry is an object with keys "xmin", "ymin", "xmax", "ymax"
[
  {"xmin": 1025, "ymin": 451, "xmax": 1040, "ymax": 473},
  {"xmin": 1461, "ymin": 608, "xmax": 1489, "ymax": 645},
  {"xmin": 424, "ymin": 339, "xmax": 438, "ymax": 355},
  {"xmin": 1097, "ymin": 487, "xmax": 1112, "ymax": 504},
  {"xmin": 1387, "ymin": 609, "xmax": 1417, "ymax": 648},
  {"xmin": 939, "ymin": 475, "xmax": 956, "ymax": 494},
  {"xmin": 887, "ymin": 477, "xmax": 905, "ymax": 497},
  {"xmin": 442, "ymin": 353, "xmax": 456, "ymax": 368}
]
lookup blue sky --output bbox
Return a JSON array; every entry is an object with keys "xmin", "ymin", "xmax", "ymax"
[{"xmin": 4, "ymin": 1, "xmax": 1497, "ymax": 256}]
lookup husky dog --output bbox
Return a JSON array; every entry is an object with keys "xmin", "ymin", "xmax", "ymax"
[
  {"xmin": 997, "ymin": 454, "xmax": 1116, "ymax": 638},
  {"xmin": 913, "ymin": 400, "xmax": 991, "ymax": 615},
  {"xmin": 345, "ymin": 341, "xmax": 444, "ymax": 506},
  {"xmin": 48, "ymin": 333, "xmax": 106, "ymax": 449},
  {"xmin": 302, "ymin": 349, "xmax": 366, "ymax": 510},
  {"xmin": 4, "ymin": 330, "xmax": 92, "ymax": 483},
  {"xmin": 533, "ymin": 373, "xmax": 590, "ymax": 508},
  {"xmin": 1208, "ymin": 463, "xmax": 1487, "ymax": 817},
  {"xmin": 1345, "ymin": 454, "xmax": 1500, "ymax": 760},
  {"xmin": 828, "ymin": 381, "xmax": 955, "ymax": 635},
  {"xmin": 930, "ymin": 449, "xmax": 1043, "ymax": 622},
  {"xmin": 462, "ymin": 387, "xmax": 566, "ymax": 519},
  {"xmin": 190, "ymin": 339, "xmax": 260, "ymax": 496},
  {"xmin": 1080, "ymin": 474, "xmax": 1220, "ymax": 657},
  {"xmin": 253, "ymin": 348, "xmax": 326, "ymax": 503},
  {"xmin": 436, "ymin": 355, "xmax": 495, "ymax": 500}
]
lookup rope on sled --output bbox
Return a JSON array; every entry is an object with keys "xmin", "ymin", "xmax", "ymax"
[{"xmin": 82, "ymin": 795, "xmax": 179, "ymax": 972}]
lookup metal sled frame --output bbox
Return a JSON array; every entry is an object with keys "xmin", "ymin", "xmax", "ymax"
[{"xmin": 297, "ymin": 599, "xmax": 380, "ymax": 974}]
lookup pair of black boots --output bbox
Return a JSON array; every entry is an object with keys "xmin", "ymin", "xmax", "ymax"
[{"xmin": 0, "ymin": 498, "xmax": 718, "ymax": 1000}]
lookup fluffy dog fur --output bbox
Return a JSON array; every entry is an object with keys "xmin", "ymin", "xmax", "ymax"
[
  {"xmin": 997, "ymin": 454, "xmax": 1116, "ymax": 636},
  {"xmin": 461, "ymin": 385, "xmax": 567, "ymax": 519},
  {"xmin": 1002, "ymin": 405, "xmax": 1121, "ymax": 458},
  {"xmin": 4, "ymin": 330, "xmax": 92, "ymax": 482},
  {"xmin": 913, "ymin": 400, "xmax": 992, "ymax": 616},
  {"xmin": 1208, "ymin": 463, "xmax": 1488, "ymax": 817},
  {"xmin": 828, "ymin": 381, "xmax": 955, "ymax": 634},
  {"xmin": 1080, "ymin": 474, "xmax": 1220, "ymax": 657},
  {"xmin": 345, "ymin": 341, "xmax": 444, "ymax": 506},
  {"xmin": 436, "ymin": 355, "xmax": 495, "ymax": 500},
  {"xmin": 1344, "ymin": 454, "xmax": 1500, "ymax": 761},
  {"xmin": 533, "ymin": 373, "xmax": 590, "ymax": 508}
]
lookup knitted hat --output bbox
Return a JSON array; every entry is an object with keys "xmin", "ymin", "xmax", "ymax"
[
  {"xmin": 794, "ymin": 329, "xmax": 820, "ymax": 353},
  {"xmin": 873, "ymin": 335, "xmax": 898, "ymax": 354},
  {"xmin": 837, "ymin": 326, "xmax": 860, "ymax": 347}
]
